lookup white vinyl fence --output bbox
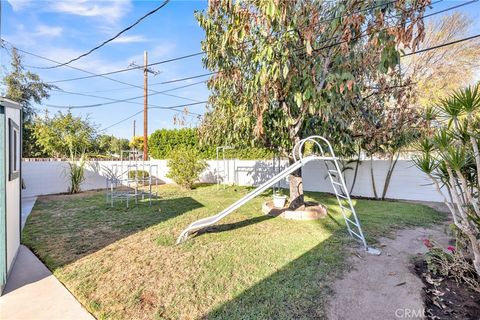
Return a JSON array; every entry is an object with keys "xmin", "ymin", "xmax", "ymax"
[{"xmin": 22, "ymin": 158, "xmax": 443, "ymax": 202}]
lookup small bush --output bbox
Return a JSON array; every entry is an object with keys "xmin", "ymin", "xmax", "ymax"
[
  {"xmin": 167, "ymin": 147, "xmax": 207, "ymax": 189},
  {"xmin": 128, "ymin": 170, "xmax": 150, "ymax": 180},
  {"xmin": 66, "ymin": 156, "xmax": 86, "ymax": 194}
]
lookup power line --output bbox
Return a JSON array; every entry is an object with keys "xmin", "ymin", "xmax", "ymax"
[
  {"xmin": 150, "ymin": 72, "xmax": 216, "ymax": 85},
  {"xmin": 4, "ymin": 0, "xmax": 472, "ymax": 115},
  {"xmin": 98, "ymin": 101, "xmax": 205, "ymax": 132},
  {"xmin": 46, "ymin": 86, "xmax": 205, "ymax": 108},
  {"xmin": 2, "ymin": 0, "xmax": 427, "ymax": 87},
  {"xmin": 1, "ymin": 40, "xmax": 203, "ymax": 103},
  {"xmin": 2, "ymin": 0, "xmax": 461, "ymax": 109},
  {"xmin": 54, "ymin": 79, "xmax": 207, "ymax": 95},
  {"xmin": 45, "ymin": 51, "xmax": 204, "ymax": 83},
  {"xmin": 99, "ymin": 110, "xmax": 144, "ymax": 132},
  {"xmin": 48, "ymin": 87, "xmax": 205, "ymax": 110},
  {"xmin": 25, "ymin": 1, "xmax": 400, "ymax": 75},
  {"xmin": 401, "ymin": 33, "xmax": 480, "ymax": 57},
  {"xmin": 22, "ymin": 0, "xmax": 401, "ymax": 82},
  {"xmin": 44, "ymin": 74, "xmax": 211, "ymax": 109},
  {"xmin": 38, "ymin": 0, "xmax": 170, "ymax": 69}
]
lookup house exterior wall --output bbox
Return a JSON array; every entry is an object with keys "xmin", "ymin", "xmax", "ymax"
[
  {"xmin": 2, "ymin": 99, "xmax": 21, "ymax": 284},
  {"xmin": 22, "ymin": 158, "xmax": 442, "ymax": 202}
]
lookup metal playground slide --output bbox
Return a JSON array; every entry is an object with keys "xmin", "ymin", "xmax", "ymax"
[{"xmin": 176, "ymin": 136, "xmax": 380, "ymax": 255}]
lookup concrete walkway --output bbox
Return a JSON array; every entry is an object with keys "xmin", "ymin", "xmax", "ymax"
[
  {"xmin": 0, "ymin": 245, "xmax": 94, "ymax": 320},
  {"xmin": 21, "ymin": 196, "xmax": 37, "ymax": 230}
]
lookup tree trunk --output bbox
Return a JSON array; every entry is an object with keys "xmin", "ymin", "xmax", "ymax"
[
  {"xmin": 470, "ymin": 136, "xmax": 480, "ymax": 190},
  {"xmin": 466, "ymin": 232, "xmax": 480, "ymax": 276},
  {"xmin": 349, "ymin": 145, "xmax": 362, "ymax": 194},
  {"xmin": 370, "ymin": 155, "xmax": 378, "ymax": 199},
  {"xmin": 381, "ymin": 152, "xmax": 399, "ymax": 200},
  {"xmin": 289, "ymin": 156, "xmax": 304, "ymax": 210}
]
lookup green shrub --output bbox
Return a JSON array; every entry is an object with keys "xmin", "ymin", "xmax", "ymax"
[
  {"xmin": 166, "ymin": 147, "xmax": 207, "ymax": 189},
  {"xmin": 149, "ymin": 128, "xmax": 199, "ymax": 159},
  {"xmin": 128, "ymin": 170, "xmax": 150, "ymax": 180},
  {"xmin": 66, "ymin": 155, "xmax": 86, "ymax": 194},
  {"xmin": 148, "ymin": 128, "xmax": 274, "ymax": 160}
]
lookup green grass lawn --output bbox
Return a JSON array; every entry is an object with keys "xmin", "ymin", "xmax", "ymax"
[{"xmin": 23, "ymin": 184, "xmax": 445, "ymax": 320}]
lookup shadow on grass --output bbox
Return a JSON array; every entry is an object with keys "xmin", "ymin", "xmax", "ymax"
[
  {"xmin": 22, "ymin": 194, "xmax": 204, "ymax": 270},
  {"xmin": 195, "ymin": 215, "xmax": 275, "ymax": 236},
  {"xmin": 204, "ymin": 223, "xmax": 348, "ymax": 319},
  {"xmin": 202, "ymin": 194, "xmax": 446, "ymax": 319},
  {"xmin": 194, "ymin": 190, "xmax": 345, "ymax": 239},
  {"xmin": 194, "ymin": 191, "xmax": 355, "ymax": 318}
]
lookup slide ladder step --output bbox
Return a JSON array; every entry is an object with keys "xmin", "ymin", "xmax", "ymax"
[{"xmin": 177, "ymin": 135, "xmax": 380, "ymax": 255}]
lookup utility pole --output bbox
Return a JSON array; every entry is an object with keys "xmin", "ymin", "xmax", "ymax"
[
  {"xmin": 133, "ymin": 120, "xmax": 136, "ymax": 139},
  {"xmin": 129, "ymin": 51, "xmax": 159, "ymax": 160},
  {"xmin": 143, "ymin": 50, "xmax": 148, "ymax": 160}
]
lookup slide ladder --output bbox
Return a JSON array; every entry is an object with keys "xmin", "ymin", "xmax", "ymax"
[{"xmin": 176, "ymin": 136, "xmax": 380, "ymax": 254}]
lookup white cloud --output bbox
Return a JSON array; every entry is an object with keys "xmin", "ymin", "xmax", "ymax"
[
  {"xmin": 35, "ymin": 25, "xmax": 63, "ymax": 37},
  {"xmin": 150, "ymin": 43, "xmax": 177, "ymax": 59},
  {"xmin": 6, "ymin": 0, "xmax": 32, "ymax": 11},
  {"xmin": 49, "ymin": 0, "xmax": 132, "ymax": 24},
  {"xmin": 110, "ymin": 35, "xmax": 148, "ymax": 44},
  {"xmin": 34, "ymin": 46, "xmax": 129, "ymax": 76}
]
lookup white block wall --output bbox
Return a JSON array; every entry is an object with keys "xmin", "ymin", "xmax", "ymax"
[{"xmin": 22, "ymin": 158, "xmax": 443, "ymax": 202}]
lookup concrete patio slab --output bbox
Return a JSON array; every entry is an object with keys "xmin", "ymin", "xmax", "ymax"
[
  {"xmin": 0, "ymin": 245, "xmax": 94, "ymax": 320},
  {"xmin": 21, "ymin": 196, "xmax": 37, "ymax": 230}
]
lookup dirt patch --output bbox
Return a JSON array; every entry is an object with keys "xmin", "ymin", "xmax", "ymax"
[
  {"xmin": 326, "ymin": 225, "xmax": 451, "ymax": 320},
  {"xmin": 261, "ymin": 200, "xmax": 327, "ymax": 220},
  {"xmin": 414, "ymin": 259, "xmax": 480, "ymax": 319}
]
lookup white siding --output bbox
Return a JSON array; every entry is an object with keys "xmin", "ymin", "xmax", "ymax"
[{"xmin": 5, "ymin": 106, "xmax": 21, "ymax": 274}]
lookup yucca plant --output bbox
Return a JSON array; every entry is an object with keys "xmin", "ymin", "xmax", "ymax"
[
  {"xmin": 66, "ymin": 153, "xmax": 86, "ymax": 194},
  {"xmin": 415, "ymin": 83, "xmax": 480, "ymax": 275}
]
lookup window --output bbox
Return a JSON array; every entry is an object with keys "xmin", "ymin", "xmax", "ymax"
[{"xmin": 8, "ymin": 119, "xmax": 20, "ymax": 181}]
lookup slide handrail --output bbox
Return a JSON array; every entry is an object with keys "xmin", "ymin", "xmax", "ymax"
[
  {"xmin": 176, "ymin": 135, "xmax": 378, "ymax": 254},
  {"xmin": 176, "ymin": 155, "xmax": 328, "ymax": 243}
]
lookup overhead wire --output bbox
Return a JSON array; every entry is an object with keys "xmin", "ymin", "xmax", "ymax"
[
  {"xmin": 5, "ymin": 0, "xmax": 477, "ymax": 131},
  {"xmin": 150, "ymin": 72, "xmax": 216, "ymax": 85},
  {"xmin": 36, "ymin": 0, "xmax": 171, "ymax": 69},
  {"xmin": 45, "ymin": 51, "xmax": 204, "ymax": 83},
  {"xmin": 0, "ymin": 39, "xmax": 203, "ymax": 103},
  {"xmin": 1, "ymin": 41, "xmax": 205, "ymax": 128},
  {"xmin": 54, "ymin": 79, "xmax": 207, "ymax": 95},
  {"xmin": 307, "ymin": 0, "xmax": 473, "ymax": 56},
  {"xmin": 21, "ymin": 0, "xmax": 403, "ymax": 81},
  {"xmin": 98, "ymin": 101, "xmax": 205, "ymax": 132},
  {"xmin": 401, "ymin": 33, "xmax": 480, "ymax": 57},
  {"xmin": 46, "ymin": 89, "xmax": 206, "ymax": 109}
]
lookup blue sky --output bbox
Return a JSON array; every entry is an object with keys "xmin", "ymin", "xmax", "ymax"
[
  {"xmin": 1, "ymin": 0, "xmax": 209, "ymax": 138},
  {"xmin": 1, "ymin": 0, "xmax": 479, "ymax": 139}
]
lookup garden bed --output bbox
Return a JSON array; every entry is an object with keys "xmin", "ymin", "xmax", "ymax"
[
  {"xmin": 414, "ymin": 260, "xmax": 480, "ymax": 319},
  {"xmin": 23, "ymin": 184, "xmax": 445, "ymax": 319}
]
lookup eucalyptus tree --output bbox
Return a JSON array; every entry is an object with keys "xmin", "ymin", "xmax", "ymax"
[
  {"xmin": 197, "ymin": 0, "xmax": 429, "ymax": 208},
  {"xmin": 355, "ymin": 78, "xmax": 422, "ymax": 200}
]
